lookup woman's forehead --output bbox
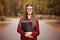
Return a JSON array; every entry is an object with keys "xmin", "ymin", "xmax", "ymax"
[{"xmin": 27, "ymin": 6, "xmax": 33, "ymax": 9}]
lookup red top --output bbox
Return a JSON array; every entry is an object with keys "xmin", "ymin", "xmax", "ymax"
[{"xmin": 17, "ymin": 18, "xmax": 40, "ymax": 40}]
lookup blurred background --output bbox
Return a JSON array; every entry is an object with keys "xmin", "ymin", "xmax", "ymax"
[{"xmin": 0, "ymin": 0, "xmax": 60, "ymax": 40}]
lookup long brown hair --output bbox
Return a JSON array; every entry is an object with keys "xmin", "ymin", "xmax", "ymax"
[{"xmin": 20, "ymin": 4, "xmax": 37, "ymax": 27}]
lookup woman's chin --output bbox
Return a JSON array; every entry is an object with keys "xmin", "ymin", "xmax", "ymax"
[{"xmin": 28, "ymin": 13, "xmax": 32, "ymax": 15}]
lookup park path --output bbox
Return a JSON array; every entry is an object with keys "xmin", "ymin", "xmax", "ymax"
[{"xmin": 0, "ymin": 18, "xmax": 60, "ymax": 40}]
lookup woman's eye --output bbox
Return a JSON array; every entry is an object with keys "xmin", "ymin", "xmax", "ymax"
[{"xmin": 27, "ymin": 8, "xmax": 32, "ymax": 10}]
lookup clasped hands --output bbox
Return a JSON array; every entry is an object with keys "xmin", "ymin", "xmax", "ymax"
[{"xmin": 25, "ymin": 32, "xmax": 33, "ymax": 38}]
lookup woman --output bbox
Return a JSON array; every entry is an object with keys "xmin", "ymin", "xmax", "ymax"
[{"xmin": 17, "ymin": 4, "xmax": 40, "ymax": 40}]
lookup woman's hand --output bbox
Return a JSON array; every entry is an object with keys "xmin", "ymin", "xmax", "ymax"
[
  {"xmin": 28, "ymin": 36, "xmax": 33, "ymax": 38},
  {"xmin": 25, "ymin": 32, "xmax": 32, "ymax": 37}
]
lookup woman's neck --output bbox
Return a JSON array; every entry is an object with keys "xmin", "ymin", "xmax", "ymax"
[{"xmin": 27, "ymin": 14, "xmax": 32, "ymax": 19}]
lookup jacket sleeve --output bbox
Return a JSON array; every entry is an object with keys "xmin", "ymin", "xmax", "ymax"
[
  {"xmin": 31, "ymin": 19, "xmax": 40, "ymax": 36},
  {"xmin": 17, "ymin": 20, "xmax": 25, "ymax": 36}
]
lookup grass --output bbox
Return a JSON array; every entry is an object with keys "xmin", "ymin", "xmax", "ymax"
[
  {"xmin": 0, "ymin": 23, "xmax": 10, "ymax": 31},
  {"xmin": 47, "ymin": 22, "xmax": 60, "ymax": 32},
  {"xmin": 0, "ymin": 17, "xmax": 12, "ymax": 31}
]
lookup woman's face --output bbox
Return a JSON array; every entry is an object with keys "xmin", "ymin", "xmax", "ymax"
[{"xmin": 27, "ymin": 6, "xmax": 33, "ymax": 15}]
